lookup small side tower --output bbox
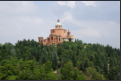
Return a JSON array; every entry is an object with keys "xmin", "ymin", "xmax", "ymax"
[
  {"xmin": 67, "ymin": 29, "xmax": 71, "ymax": 37},
  {"xmin": 38, "ymin": 37, "xmax": 43, "ymax": 43}
]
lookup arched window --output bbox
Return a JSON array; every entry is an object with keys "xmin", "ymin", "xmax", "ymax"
[{"xmin": 51, "ymin": 37, "xmax": 53, "ymax": 40}]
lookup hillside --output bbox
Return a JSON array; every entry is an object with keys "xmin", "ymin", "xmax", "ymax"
[{"xmin": 0, "ymin": 39, "xmax": 120, "ymax": 80}]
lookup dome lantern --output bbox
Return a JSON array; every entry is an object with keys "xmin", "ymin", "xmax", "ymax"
[{"xmin": 55, "ymin": 19, "xmax": 62, "ymax": 28}]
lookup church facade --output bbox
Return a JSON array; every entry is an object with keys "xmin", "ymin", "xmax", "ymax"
[{"xmin": 38, "ymin": 19, "xmax": 74, "ymax": 46}]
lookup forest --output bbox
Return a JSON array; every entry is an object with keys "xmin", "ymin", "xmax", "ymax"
[{"xmin": 0, "ymin": 39, "xmax": 120, "ymax": 80}]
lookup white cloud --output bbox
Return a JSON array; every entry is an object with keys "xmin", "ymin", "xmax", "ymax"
[
  {"xmin": 67, "ymin": 1, "xmax": 75, "ymax": 9},
  {"xmin": 18, "ymin": 16, "xmax": 43, "ymax": 25},
  {"xmin": 57, "ymin": 1, "xmax": 66, "ymax": 6},
  {"xmin": 61, "ymin": 12, "xmax": 101, "ymax": 37},
  {"xmin": 80, "ymin": 28, "xmax": 101, "ymax": 37},
  {"xmin": 108, "ymin": 21, "xmax": 116, "ymax": 25},
  {"xmin": 0, "ymin": 1, "xmax": 36, "ymax": 14},
  {"xmin": 82, "ymin": 1, "xmax": 96, "ymax": 7},
  {"xmin": 57, "ymin": 1, "xmax": 75, "ymax": 9},
  {"xmin": 61, "ymin": 11, "xmax": 73, "ymax": 21},
  {"xmin": 72, "ymin": 20, "xmax": 119, "ymax": 38},
  {"xmin": 0, "ymin": 1, "xmax": 55, "ymax": 44},
  {"xmin": 60, "ymin": 11, "xmax": 119, "ymax": 38},
  {"xmin": 71, "ymin": 28, "xmax": 101, "ymax": 38}
]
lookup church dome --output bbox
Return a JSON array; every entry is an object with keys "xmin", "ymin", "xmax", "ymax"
[{"xmin": 56, "ymin": 22, "xmax": 62, "ymax": 25}]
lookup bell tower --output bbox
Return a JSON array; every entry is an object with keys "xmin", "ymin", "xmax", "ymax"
[{"xmin": 67, "ymin": 29, "xmax": 71, "ymax": 37}]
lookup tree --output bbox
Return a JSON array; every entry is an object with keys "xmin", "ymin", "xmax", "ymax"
[
  {"xmin": 76, "ymin": 40, "xmax": 83, "ymax": 46},
  {"xmin": 46, "ymin": 72, "xmax": 58, "ymax": 80},
  {"xmin": 35, "ymin": 49, "xmax": 41, "ymax": 61},
  {"xmin": 61, "ymin": 61, "xmax": 75, "ymax": 80},
  {"xmin": 72, "ymin": 54, "xmax": 77, "ymax": 67},
  {"xmin": 85, "ymin": 67, "xmax": 105, "ymax": 80},
  {"xmin": 0, "ymin": 38, "xmax": 120, "ymax": 80},
  {"xmin": 52, "ymin": 49, "xmax": 58, "ymax": 70},
  {"xmin": 75, "ymin": 39, "xmax": 77, "ymax": 42},
  {"xmin": 61, "ymin": 61, "xmax": 85, "ymax": 80},
  {"xmin": 32, "ymin": 68, "xmax": 41, "ymax": 80},
  {"xmin": 76, "ymin": 74, "xmax": 85, "ymax": 80},
  {"xmin": 77, "ymin": 39, "xmax": 79, "ymax": 42},
  {"xmin": 69, "ymin": 38, "xmax": 71, "ymax": 41},
  {"xmin": 41, "ymin": 40, "xmax": 43, "ymax": 48},
  {"xmin": 44, "ymin": 61, "xmax": 53, "ymax": 73},
  {"xmin": 0, "ymin": 43, "xmax": 2, "ymax": 47},
  {"xmin": 6, "ymin": 75, "xmax": 18, "ymax": 80},
  {"xmin": 41, "ymin": 48, "xmax": 48, "ymax": 64},
  {"xmin": 39, "ymin": 65, "xmax": 46, "ymax": 80},
  {"xmin": 84, "ymin": 59, "xmax": 89, "ymax": 69},
  {"xmin": 76, "ymin": 61, "xmax": 81, "ymax": 70},
  {"xmin": 18, "ymin": 69, "xmax": 33, "ymax": 80},
  {"xmin": 108, "ymin": 66, "xmax": 117, "ymax": 80}
]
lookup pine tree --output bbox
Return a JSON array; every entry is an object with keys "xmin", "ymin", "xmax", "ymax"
[
  {"xmin": 69, "ymin": 38, "xmax": 71, "ymax": 41},
  {"xmin": 41, "ymin": 40, "xmax": 43, "ymax": 48},
  {"xmin": 75, "ymin": 39, "xmax": 76, "ymax": 42}
]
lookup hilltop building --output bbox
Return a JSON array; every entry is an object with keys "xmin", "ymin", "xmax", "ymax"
[{"xmin": 38, "ymin": 19, "xmax": 74, "ymax": 46}]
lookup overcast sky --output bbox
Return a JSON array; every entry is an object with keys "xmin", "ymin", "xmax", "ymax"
[{"xmin": 0, "ymin": 1, "xmax": 120, "ymax": 48}]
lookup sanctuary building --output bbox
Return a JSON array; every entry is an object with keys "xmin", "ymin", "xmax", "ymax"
[{"xmin": 38, "ymin": 19, "xmax": 74, "ymax": 46}]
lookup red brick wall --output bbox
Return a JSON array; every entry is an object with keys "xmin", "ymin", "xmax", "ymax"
[
  {"xmin": 51, "ymin": 29, "xmax": 67, "ymax": 37},
  {"xmin": 39, "ymin": 29, "xmax": 70, "ymax": 45}
]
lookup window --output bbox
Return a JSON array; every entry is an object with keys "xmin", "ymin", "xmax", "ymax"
[
  {"xmin": 64, "ymin": 31, "xmax": 65, "ymax": 33},
  {"xmin": 59, "ymin": 38, "xmax": 60, "ymax": 41},
  {"xmin": 53, "ymin": 30, "xmax": 54, "ymax": 33},
  {"xmin": 51, "ymin": 37, "xmax": 53, "ymax": 40}
]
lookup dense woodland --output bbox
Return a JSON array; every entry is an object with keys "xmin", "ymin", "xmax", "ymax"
[{"xmin": 0, "ymin": 39, "xmax": 120, "ymax": 80}]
